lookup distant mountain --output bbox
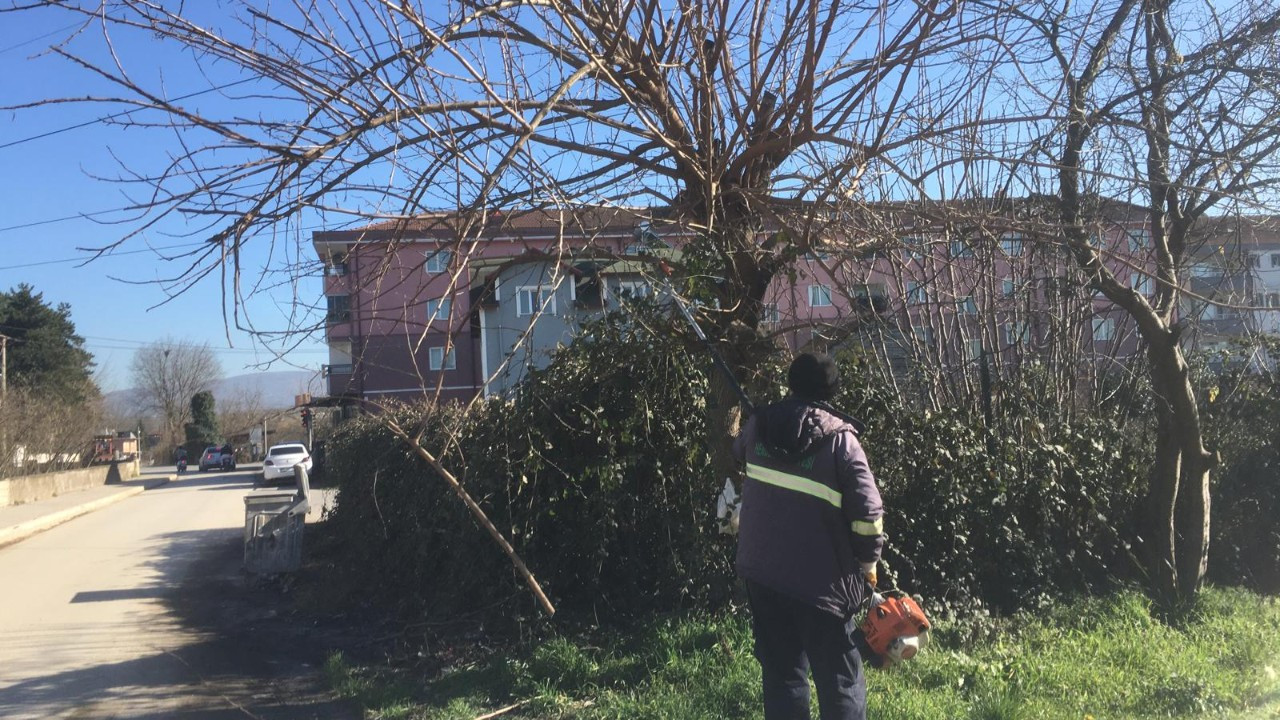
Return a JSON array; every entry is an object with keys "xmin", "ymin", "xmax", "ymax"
[
  {"xmin": 212, "ymin": 370, "xmax": 319, "ymax": 409},
  {"xmin": 105, "ymin": 369, "xmax": 320, "ymax": 417}
]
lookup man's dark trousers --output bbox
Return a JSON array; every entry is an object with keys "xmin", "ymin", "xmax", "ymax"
[{"xmin": 747, "ymin": 580, "xmax": 867, "ymax": 720}]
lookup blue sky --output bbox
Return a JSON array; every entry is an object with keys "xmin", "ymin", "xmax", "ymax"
[{"xmin": 0, "ymin": 8, "xmax": 329, "ymax": 392}]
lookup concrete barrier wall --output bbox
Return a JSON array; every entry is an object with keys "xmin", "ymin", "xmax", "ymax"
[{"xmin": 0, "ymin": 461, "xmax": 140, "ymax": 507}]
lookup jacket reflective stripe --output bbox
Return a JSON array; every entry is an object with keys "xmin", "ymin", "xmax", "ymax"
[
  {"xmin": 851, "ymin": 517, "xmax": 884, "ymax": 536},
  {"xmin": 745, "ymin": 463, "xmax": 841, "ymax": 509}
]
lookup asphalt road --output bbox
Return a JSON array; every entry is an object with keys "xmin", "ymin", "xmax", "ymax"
[{"xmin": 0, "ymin": 466, "xmax": 359, "ymax": 720}]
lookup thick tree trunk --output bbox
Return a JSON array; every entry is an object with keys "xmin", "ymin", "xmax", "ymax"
[
  {"xmin": 706, "ymin": 372, "xmax": 745, "ymax": 490},
  {"xmin": 1145, "ymin": 406, "xmax": 1181, "ymax": 601},
  {"xmin": 1175, "ymin": 459, "xmax": 1211, "ymax": 599},
  {"xmin": 1145, "ymin": 334, "xmax": 1213, "ymax": 604}
]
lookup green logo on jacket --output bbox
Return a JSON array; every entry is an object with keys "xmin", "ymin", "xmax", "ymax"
[{"xmin": 754, "ymin": 442, "xmax": 815, "ymax": 470}]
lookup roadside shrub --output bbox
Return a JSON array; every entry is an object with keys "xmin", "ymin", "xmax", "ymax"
[
  {"xmin": 324, "ymin": 309, "xmax": 1163, "ymax": 627},
  {"xmin": 324, "ymin": 309, "xmax": 729, "ymax": 625},
  {"xmin": 1199, "ymin": 343, "xmax": 1280, "ymax": 594},
  {"xmin": 833, "ymin": 353, "xmax": 1150, "ymax": 614}
]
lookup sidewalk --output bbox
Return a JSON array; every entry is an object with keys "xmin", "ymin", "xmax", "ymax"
[{"xmin": 0, "ymin": 468, "xmax": 173, "ymax": 549}]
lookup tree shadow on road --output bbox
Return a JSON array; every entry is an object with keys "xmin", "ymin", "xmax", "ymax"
[{"xmin": 0, "ymin": 521, "xmax": 363, "ymax": 719}]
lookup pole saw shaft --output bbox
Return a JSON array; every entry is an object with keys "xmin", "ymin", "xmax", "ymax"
[{"xmin": 659, "ymin": 267, "xmax": 754, "ymax": 413}]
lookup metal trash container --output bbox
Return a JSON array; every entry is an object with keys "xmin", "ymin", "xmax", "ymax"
[{"xmin": 243, "ymin": 489, "xmax": 305, "ymax": 574}]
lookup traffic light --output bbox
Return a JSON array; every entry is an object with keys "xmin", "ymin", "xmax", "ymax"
[{"xmin": 301, "ymin": 407, "xmax": 312, "ymax": 427}]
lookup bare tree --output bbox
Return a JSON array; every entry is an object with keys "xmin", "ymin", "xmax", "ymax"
[
  {"xmin": 217, "ymin": 385, "xmax": 266, "ymax": 448},
  {"xmin": 27, "ymin": 0, "xmax": 1280, "ymax": 608},
  {"xmin": 0, "ymin": 387, "xmax": 104, "ymax": 477},
  {"xmin": 130, "ymin": 340, "xmax": 222, "ymax": 453},
  {"xmin": 946, "ymin": 0, "xmax": 1280, "ymax": 605},
  {"xmin": 3, "ymin": 0, "xmax": 986, "ymax": 479}
]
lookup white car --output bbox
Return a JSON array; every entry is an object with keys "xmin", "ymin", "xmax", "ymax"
[{"xmin": 261, "ymin": 443, "xmax": 313, "ymax": 484}]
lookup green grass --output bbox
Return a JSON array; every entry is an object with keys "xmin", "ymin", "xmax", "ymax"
[{"xmin": 326, "ymin": 587, "xmax": 1280, "ymax": 719}]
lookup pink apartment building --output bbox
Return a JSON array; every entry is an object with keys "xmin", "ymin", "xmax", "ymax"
[
  {"xmin": 313, "ymin": 201, "xmax": 1158, "ymax": 406},
  {"xmin": 313, "ymin": 207, "xmax": 662, "ymax": 404}
]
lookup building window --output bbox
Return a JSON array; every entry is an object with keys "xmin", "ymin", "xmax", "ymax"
[
  {"xmin": 325, "ymin": 253, "xmax": 348, "ymax": 276},
  {"xmin": 627, "ymin": 224, "xmax": 665, "ymax": 255},
  {"xmin": 911, "ymin": 325, "xmax": 933, "ymax": 346},
  {"xmin": 425, "ymin": 297, "xmax": 452, "ymax": 322},
  {"xmin": 1000, "ymin": 234, "xmax": 1024, "ymax": 257},
  {"xmin": 1002, "ymin": 279, "xmax": 1016, "ymax": 297},
  {"xmin": 1268, "ymin": 293, "xmax": 1280, "ymax": 308},
  {"xmin": 616, "ymin": 282, "xmax": 651, "ymax": 301},
  {"xmin": 761, "ymin": 303, "xmax": 780, "ymax": 324},
  {"xmin": 966, "ymin": 338, "xmax": 984, "ymax": 360},
  {"xmin": 1131, "ymin": 273, "xmax": 1153, "ymax": 296},
  {"xmin": 517, "ymin": 286, "xmax": 556, "ymax": 316},
  {"xmin": 901, "ymin": 236, "xmax": 925, "ymax": 260},
  {"xmin": 326, "ymin": 294, "xmax": 350, "ymax": 323},
  {"xmin": 1003, "ymin": 322, "xmax": 1029, "ymax": 346},
  {"xmin": 425, "ymin": 249, "xmax": 452, "ymax": 274},
  {"xmin": 327, "ymin": 339, "xmax": 353, "ymax": 375},
  {"xmin": 1271, "ymin": 254, "xmax": 1280, "ymax": 268},
  {"xmin": 1092, "ymin": 317, "xmax": 1115, "ymax": 342},
  {"xmin": 808, "ymin": 284, "xmax": 833, "ymax": 308},
  {"xmin": 957, "ymin": 296, "xmax": 978, "ymax": 314},
  {"xmin": 950, "ymin": 239, "xmax": 973, "ymax": 258},
  {"xmin": 1249, "ymin": 254, "xmax": 1262, "ymax": 269},
  {"xmin": 851, "ymin": 283, "xmax": 888, "ymax": 313},
  {"xmin": 1127, "ymin": 229, "xmax": 1150, "ymax": 253},
  {"xmin": 906, "ymin": 282, "xmax": 929, "ymax": 305},
  {"xmin": 429, "ymin": 346, "xmax": 457, "ymax": 371}
]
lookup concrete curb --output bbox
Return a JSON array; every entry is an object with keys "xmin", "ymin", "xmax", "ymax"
[{"xmin": 0, "ymin": 475, "xmax": 174, "ymax": 550}]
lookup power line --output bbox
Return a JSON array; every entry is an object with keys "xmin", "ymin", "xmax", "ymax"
[
  {"xmin": 0, "ymin": 22, "xmax": 82, "ymax": 56},
  {"xmin": 0, "ymin": 217, "xmax": 334, "ymax": 269},
  {"xmin": 0, "ymin": 76, "xmax": 256, "ymax": 151},
  {"xmin": 2, "ymin": 27, "xmax": 410, "ymax": 152},
  {"xmin": 84, "ymin": 341, "xmax": 326, "ymax": 355},
  {"xmin": 0, "ymin": 208, "xmax": 127, "ymax": 234},
  {"xmin": 80, "ymin": 333, "xmax": 326, "ymax": 353},
  {"xmin": 0, "ymin": 241, "xmax": 206, "ymax": 271},
  {"xmin": 0, "ymin": 325, "xmax": 325, "ymax": 355}
]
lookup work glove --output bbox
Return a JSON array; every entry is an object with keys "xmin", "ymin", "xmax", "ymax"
[
  {"xmin": 860, "ymin": 561, "xmax": 878, "ymax": 588},
  {"xmin": 715, "ymin": 478, "xmax": 741, "ymax": 535}
]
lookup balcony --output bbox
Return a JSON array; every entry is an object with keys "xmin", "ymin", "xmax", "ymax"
[{"xmin": 323, "ymin": 364, "xmax": 358, "ymax": 398}]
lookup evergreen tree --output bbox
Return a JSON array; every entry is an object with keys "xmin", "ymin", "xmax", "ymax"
[
  {"xmin": 183, "ymin": 390, "xmax": 220, "ymax": 457},
  {"xmin": 0, "ymin": 284, "xmax": 96, "ymax": 404}
]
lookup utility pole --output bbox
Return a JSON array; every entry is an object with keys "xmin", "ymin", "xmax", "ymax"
[{"xmin": 1, "ymin": 333, "xmax": 7, "ymax": 468}]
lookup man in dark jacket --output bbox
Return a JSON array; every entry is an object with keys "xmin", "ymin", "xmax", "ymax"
[{"xmin": 733, "ymin": 352, "xmax": 885, "ymax": 720}]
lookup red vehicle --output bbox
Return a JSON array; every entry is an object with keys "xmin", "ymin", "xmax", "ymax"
[{"xmin": 90, "ymin": 433, "xmax": 139, "ymax": 465}]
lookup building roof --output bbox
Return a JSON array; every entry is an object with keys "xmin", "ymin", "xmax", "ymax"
[{"xmin": 312, "ymin": 205, "xmax": 659, "ymax": 248}]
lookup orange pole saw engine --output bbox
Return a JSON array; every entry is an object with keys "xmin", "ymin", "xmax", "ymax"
[{"xmin": 858, "ymin": 590, "xmax": 932, "ymax": 667}]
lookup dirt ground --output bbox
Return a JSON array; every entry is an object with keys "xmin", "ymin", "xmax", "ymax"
[{"xmin": 158, "ymin": 520, "xmax": 367, "ymax": 720}]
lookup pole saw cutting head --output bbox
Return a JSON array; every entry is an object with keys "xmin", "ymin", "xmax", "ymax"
[{"xmin": 859, "ymin": 590, "xmax": 932, "ymax": 667}]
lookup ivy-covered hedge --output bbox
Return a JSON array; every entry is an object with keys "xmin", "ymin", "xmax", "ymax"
[
  {"xmin": 1201, "ymin": 347, "xmax": 1280, "ymax": 594},
  {"xmin": 323, "ymin": 314, "xmax": 1176, "ymax": 626},
  {"xmin": 323, "ymin": 316, "xmax": 730, "ymax": 626}
]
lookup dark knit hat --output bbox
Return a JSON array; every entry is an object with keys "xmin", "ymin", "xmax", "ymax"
[{"xmin": 788, "ymin": 352, "xmax": 840, "ymax": 401}]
